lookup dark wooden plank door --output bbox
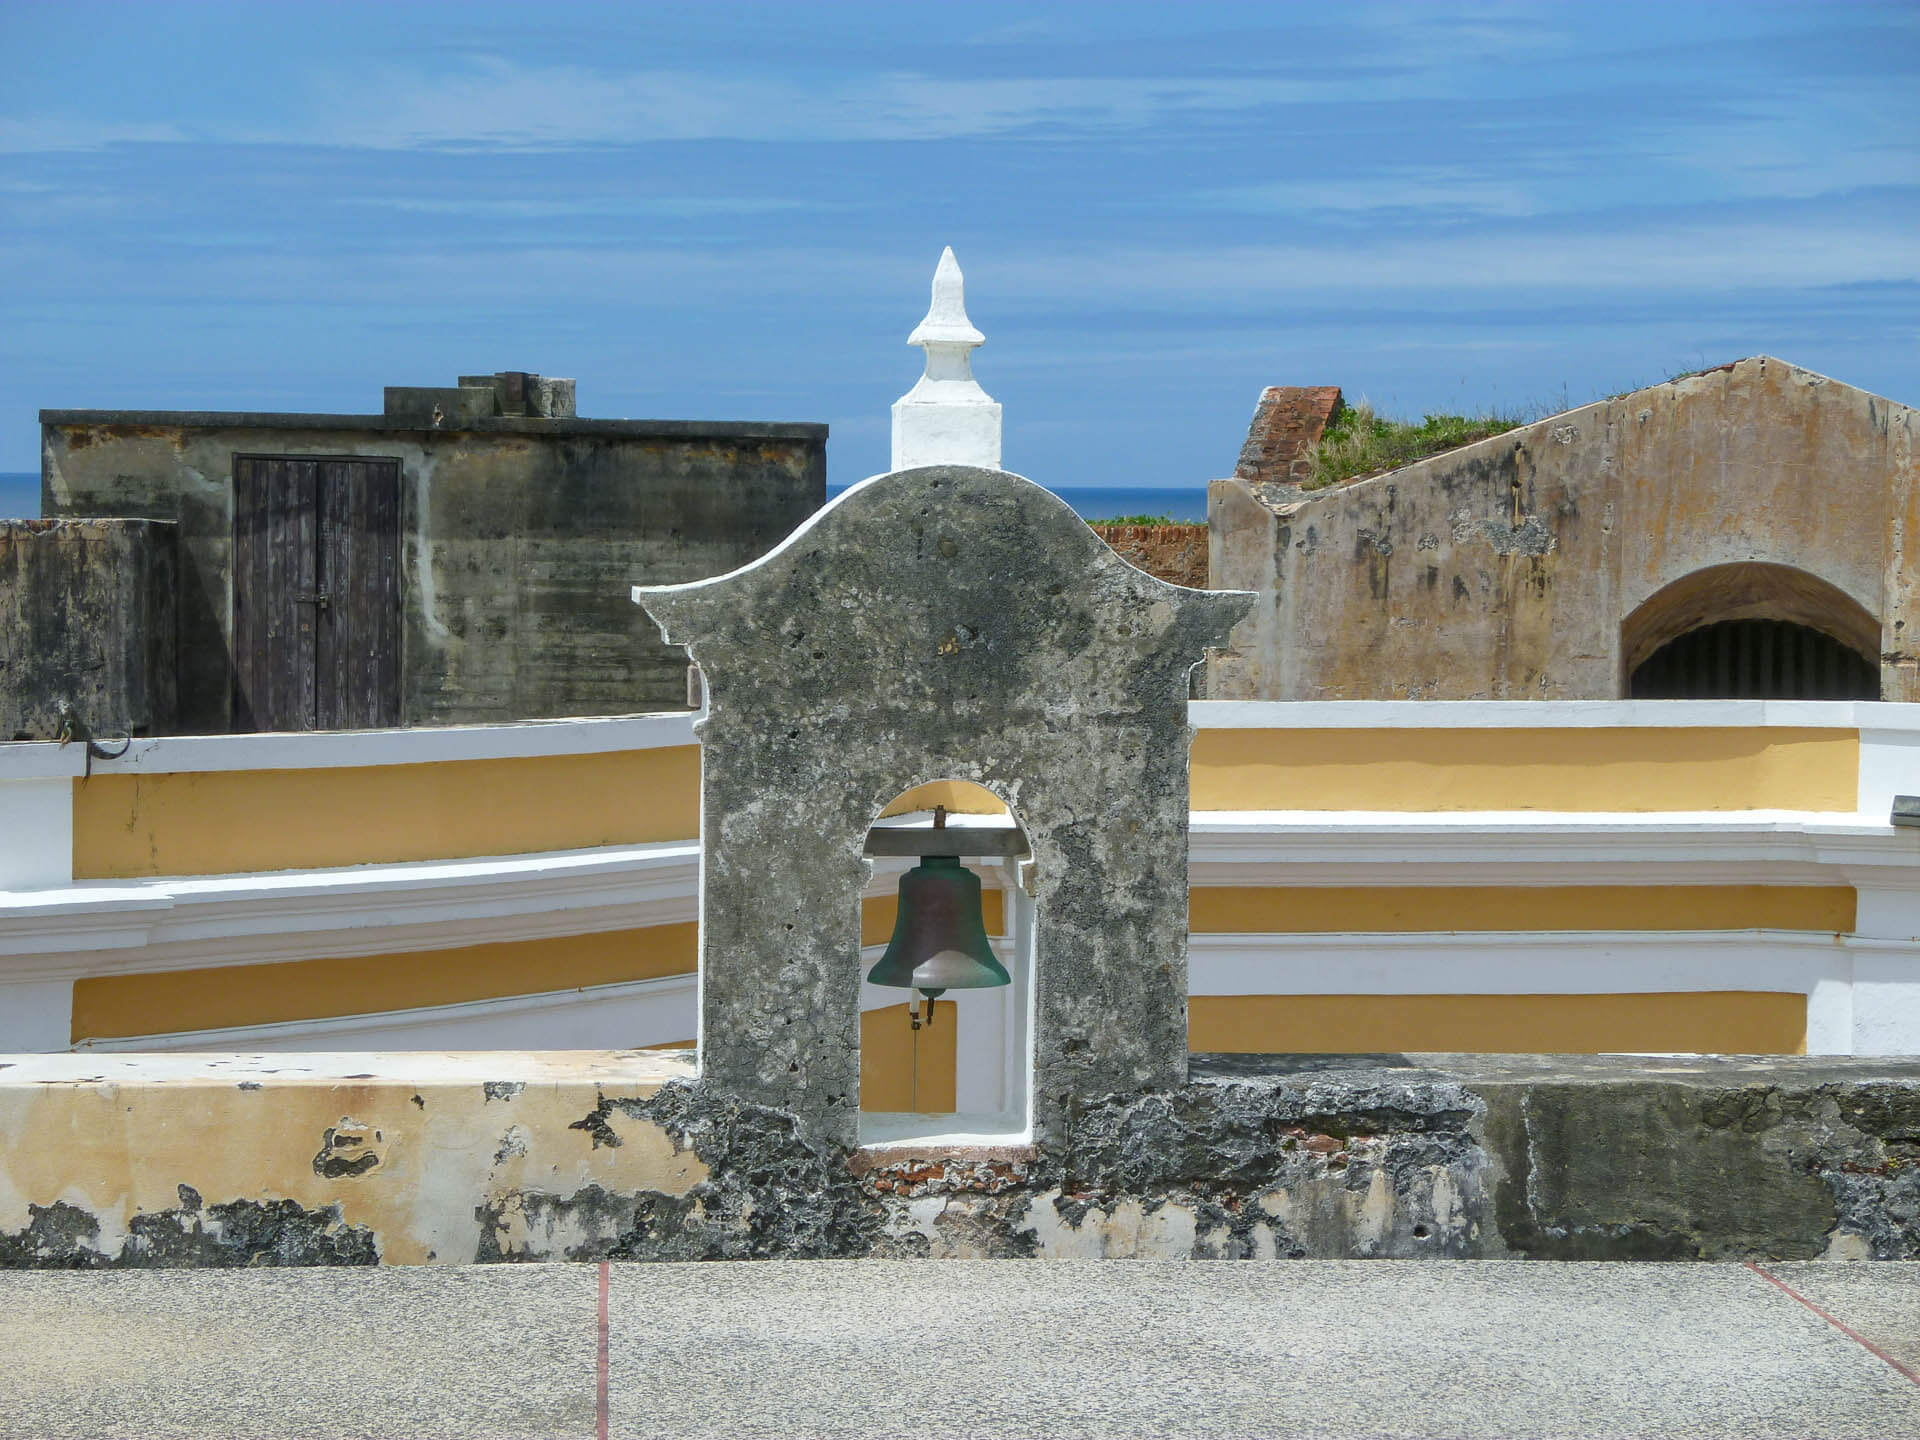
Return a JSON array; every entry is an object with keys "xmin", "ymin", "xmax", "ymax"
[
  {"xmin": 232, "ymin": 456, "xmax": 401, "ymax": 732},
  {"xmin": 316, "ymin": 459, "xmax": 402, "ymax": 729}
]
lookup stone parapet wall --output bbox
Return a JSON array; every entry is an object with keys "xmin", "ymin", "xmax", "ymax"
[
  {"xmin": 2, "ymin": 1052, "xmax": 1913, "ymax": 1267},
  {"xmin": 1090, "ymin": 523, "xmax": 1208, "ymax": 589}
]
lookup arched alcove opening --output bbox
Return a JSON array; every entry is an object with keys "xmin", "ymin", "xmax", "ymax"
[
  {"xmin": 1621, "ymin": 563, "xmax": 1881, "ymax": 700},
  {"xmin": 857, "ymin": 779, "xmax": 1032, "ymax": 1144}
]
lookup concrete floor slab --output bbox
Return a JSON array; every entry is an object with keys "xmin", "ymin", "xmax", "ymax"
[
  {"xmin": 0, "ymin": 1260, "xmax": 1915, "ymax": 1439},
  {"xmin": 1764, "ymin": 1262, "xmax": 1920, "ymax": 1377},
  {"xmin": 0, "ymin": 1265, "xmax": 599, "ymax": 1440},
  {"xmin": 610, "ymin": 1260, "xmax": 1920, "ymax": 1440}
]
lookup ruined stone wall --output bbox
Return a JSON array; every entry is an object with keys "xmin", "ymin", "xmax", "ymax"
[
  {"xmin": 1091, "ymin": 524, "xmax": 1208, "ymax": 589},
  {"xmin": 41, "ymin": 413, "xmax": 825, "ymax": 730},
  {"xmin": 1, "ymin": 1052, "xmax": 1914, "ymax": 1267},
  {"xmin": 1208, "ymin": 358, "xmax": 1920, "ymax": 701},
  {"xmin": 0, "ymin": 519, "xmax": 176, "ymax": 740}
]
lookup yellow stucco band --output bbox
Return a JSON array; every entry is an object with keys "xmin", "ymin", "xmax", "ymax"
[
  {"xmin": 72, "ymin": 923, "xmax": 699, "ymax": 1043},
  {"xmin": 1189, "ymin": 885, "xmax": 1856, "ymax": 934},
  {"xmin": 72, "ymin": 745, "xmax": 703, "ymax": 879},
  {"xmin": 1189, "ymin": 727, "xmax": 1857, "ymax": 812},
  {"xmin": 67, "ymin": 727, "xmax": 1861, "ymax": 879},
  {"xmin": 73, "ymin": 892, "xmax": 1005, "ymax": 1043},
  {"xmin": 861, "ymin": 1001, "xmax": 958, "ymax": 1114},
  {"xmin": 880, "ymin": 780, "xmax": 1009, "ymax": 817},
  {"xmin": 1189, "ymin": 992, "xmax": 1807, "ymax": 1055}
]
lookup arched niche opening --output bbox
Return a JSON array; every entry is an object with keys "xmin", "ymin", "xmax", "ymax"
[
  {"xmin": 1621, "ymin": 563, "xmax": 1881, "ymax": 700},
  {"xmin": 857, "ymin": 778, "xmax": 1033, "ymax": 1146}
]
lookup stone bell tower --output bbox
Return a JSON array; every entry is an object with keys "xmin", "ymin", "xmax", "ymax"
[{"xmin": 633, "ymin": 254, "xmax": 1252, "ymax": 1151}]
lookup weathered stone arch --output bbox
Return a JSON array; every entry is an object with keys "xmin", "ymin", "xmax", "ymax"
[{"xmin": 1620, "ymin": 562, "xmax": 1880, "ymax": 690}]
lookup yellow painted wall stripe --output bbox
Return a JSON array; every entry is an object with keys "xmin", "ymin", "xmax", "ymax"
[
  {"xmin": 73, "ymin": 746, "xmax": 703, "ymax": 879},
  {"xmin": 1188, "ymin": 992, "xmax": 1807, "ymax": 1055},
  {"xmin": 67, "ymin": 728, "xmax": 1863, "ymax": 879},
  {"xmin": 1189, "ymin": 885, "xmax": 1856, "ymax": 934},
  {"xmin": 860, "ymin": 1001, "xmax": 957, "ymax": 1113},
  {"xmin": 72, "ymin": 893, "xmax": 1005, "ymax": 1043},
  {"xmin": 881, "ymin": 780, "xmax": 1009, "ymax": 817},
  {"xmin": 1189, "ymin": 727, "xmax": 1857, "ymax": 812},
  {"xmin": 71, "ymin": 924, "xmax": 699, "ymax": 1042}
]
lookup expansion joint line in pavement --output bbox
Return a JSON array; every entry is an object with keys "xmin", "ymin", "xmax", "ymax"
[
  {"xmin": 598, "ymin": 1261, "xmax": 611, "ymax": 1440},
  {"xmin": 1744, "ymin": 1261, "xmax": 1920, "ymax": 1387}
]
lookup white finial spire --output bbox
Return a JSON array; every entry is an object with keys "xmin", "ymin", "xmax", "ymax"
[{"xmin": 891, "ymin": 246, "xmax": 1002, "ymax": 471}]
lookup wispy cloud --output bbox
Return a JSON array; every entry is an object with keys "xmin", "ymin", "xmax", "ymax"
[
  {"xmin": 287, "ymin": 60, "xmax": 1304, "ymax": 151},
  {"xmin": 0, "ymin": 117, "xmax": 184, "ymax": 153}
]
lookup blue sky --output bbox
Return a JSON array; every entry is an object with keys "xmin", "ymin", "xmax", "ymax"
[{"xmin": 2, "ymin": 1, "xmax": 1915, "ymax": 489}]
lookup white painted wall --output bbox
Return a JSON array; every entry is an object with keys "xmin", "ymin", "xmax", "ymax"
[
  {"xmin": 0, "ymin": 779, "xmax": 71, "ymax": 889},
  {"xmin": 0, "ymin": 978, "xmax": 72, "ymax": 1051}
]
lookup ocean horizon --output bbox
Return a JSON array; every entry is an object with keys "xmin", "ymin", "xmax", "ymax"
[{"xmin": 3, "ymin": 474, "xmax": 1211, "ymax": 525}]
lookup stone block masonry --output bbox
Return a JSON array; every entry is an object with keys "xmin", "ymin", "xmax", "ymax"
[{"xmin": 0, "ymin": 1052, "xmax": 1914, "ymax": 1266}]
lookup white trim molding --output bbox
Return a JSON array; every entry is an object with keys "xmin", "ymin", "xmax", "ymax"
[
  {"xmin": 0, "ymin": 710, "xmax": 699, "ymax": 781},
  {"xmin": 1189, "ymin": 811, "xmax": 1920, "ymax": 888},
  {"xmin": 1188, "ymin": 698, "xmax": 1918, "ymax": 731}
]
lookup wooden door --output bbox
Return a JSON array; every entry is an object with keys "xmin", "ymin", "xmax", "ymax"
[{"xmin": 232, "ymin": 456, "xmax": 401, "ymax": 731}]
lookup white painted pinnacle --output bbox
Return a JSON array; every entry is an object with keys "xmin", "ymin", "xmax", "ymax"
[{"xmin": 891, "ymin": 246, "xmax": 1002, "ymax": 472}]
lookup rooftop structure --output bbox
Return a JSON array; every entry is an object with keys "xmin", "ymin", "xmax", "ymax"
[
  {"xmin": 18, "ymin": 376, "xmax": 825, "ymax": 735},
  {"xmin": 1208, "ymin": 358, "xmax": 1918, "ymax": 704}
]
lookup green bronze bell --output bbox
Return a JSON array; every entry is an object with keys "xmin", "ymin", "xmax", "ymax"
[{"xmin": 867, "ymin": 854, "xmax": 1010, "ymax": 1000}]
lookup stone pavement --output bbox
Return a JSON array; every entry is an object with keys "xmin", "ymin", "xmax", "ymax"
[{"xmin": 0, "ymin": 1260, "xmax": 1914, "ymax": 1439}]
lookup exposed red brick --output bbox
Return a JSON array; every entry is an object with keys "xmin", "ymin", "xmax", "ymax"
[
  {"xmin": 1091, "ymin": 523, "xmax": 1208, "ymax": 588},
  {"xmin": 1235, "ymin": 385, "xmax": 1343, "ymax": 485}
]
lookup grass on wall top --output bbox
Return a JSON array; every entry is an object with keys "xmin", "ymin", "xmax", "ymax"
[{"xmin": 1302, "ymin": 402, "xmax": 1523, "ymax": 490}]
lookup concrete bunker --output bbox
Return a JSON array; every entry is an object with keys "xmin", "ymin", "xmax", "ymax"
[{"xmin": 1623, "ymin": 562, "xmax": 1881, "ymax": 700}]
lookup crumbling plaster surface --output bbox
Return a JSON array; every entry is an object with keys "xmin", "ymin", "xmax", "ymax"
[
  {"xmin": 1208, "ymin": 358, "xmax": 1920, "ymax": 701},
  {"xmin": 0, "ymin": 1052, "xmax": 705, "ymax": 1268},
  {"xmin": 40, "ymin": 414, "xmax": 824, "ymax": 729},
  {"xmin": 2, "ymin": 1053, "xmax": 1914, "ymax": 1266},
  {"xmin": 635, "ymin": 466, "xmax": 1252, "ymax": 1150}
]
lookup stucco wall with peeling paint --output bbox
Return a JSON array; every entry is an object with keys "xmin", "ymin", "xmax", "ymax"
[{"xmin": 2, "ymin": 1052, "xmax": 1916, "ymax": 1267}]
